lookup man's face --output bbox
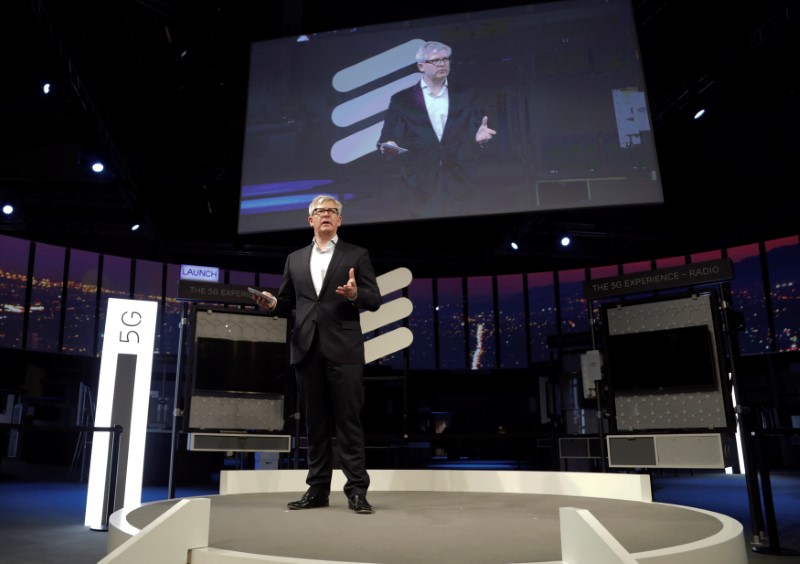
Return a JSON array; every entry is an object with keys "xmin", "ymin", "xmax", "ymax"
[
  {"xmin": 307, "ymin": 200, "xmax": 342, "ymax": 236},
  {"xmin": 418, "ymin": 49, "xmax": 450, "ymax": 82}
]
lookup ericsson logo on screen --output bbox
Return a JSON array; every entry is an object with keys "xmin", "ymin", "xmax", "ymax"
[{"xmin": 329, "ymin": 39, "xmax": 424, "ymax": 165}]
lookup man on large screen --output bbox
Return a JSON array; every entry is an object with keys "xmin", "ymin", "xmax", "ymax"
[{"xmin": 377, "ymin": 41, "xmax": 496, "ymax": 207}]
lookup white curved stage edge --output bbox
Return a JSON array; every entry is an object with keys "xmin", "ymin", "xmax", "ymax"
[{"xmin": 103, "ymin": 469, "xmax": 748, "ymax": 564}]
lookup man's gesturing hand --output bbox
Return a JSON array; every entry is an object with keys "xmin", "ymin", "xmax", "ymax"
[
  {"xmin": 476, "ymin": 116, "xmax": 496, "ymax": 145},
  {"xmin": 336, "ymin": 267, "xmax": 358, "ymax": 301},
  {"xmin": 251, "ymin": 290, "xmax": 277, "ymax": 310}
]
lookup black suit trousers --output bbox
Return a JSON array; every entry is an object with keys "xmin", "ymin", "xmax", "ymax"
[{"xmin": 296, "ymin": 328, "xmax": 369, "ymax": 498}]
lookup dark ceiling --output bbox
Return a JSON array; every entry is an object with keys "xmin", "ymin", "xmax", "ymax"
[{"xmin": 1, "ymin": 0, "xmax": 797, "ymax": 278}]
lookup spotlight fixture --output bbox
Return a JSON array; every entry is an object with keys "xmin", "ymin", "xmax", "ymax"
[
  {"xmin": 42, "ymin": 83, "xmax": 51, "ymax": 94},
  {"xmin": 510, "ymin": 242, "xmax": 519, "ymax": 250},
  {"xmin": 693, "ymin": 109, "xmax": 706, "ymax": 120},
  {"xmin": 131, "ymin": 224, "xmax": 141, "ymax": 232},
  {"xmin": 91, "ymin": 161, "xmax": 105, "ymax": 173},
  {"xmin": 560, "ymin": 236, "xmax": 571, "ymax": 247},
  {"xmin": 2, "ymin": 204, "xmax": 13, "ymax": 215}
]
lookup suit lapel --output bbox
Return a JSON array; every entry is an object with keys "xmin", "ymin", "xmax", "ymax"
[
  {"xmin": 411, "ymin": 82, "xmax": 426, "ymax": 112},
  {"xmin": 297, "ymin": 244, "xmax": 315, "ymax": 296},
  {"xmin": 411, "ymin": 84, "xmax": 439, "ymax": 141},
  {"xmin": 441, "ymin": 82, "xmax": 461, "ymax": 142},
  {"xmin": 319, "ymin": 240, "xmax": 345, "ymax": 296}
]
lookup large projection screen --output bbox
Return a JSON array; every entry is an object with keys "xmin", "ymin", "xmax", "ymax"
[{"xmin": 239, "ymin": 0, "xmax": 662, "ymax": 234}]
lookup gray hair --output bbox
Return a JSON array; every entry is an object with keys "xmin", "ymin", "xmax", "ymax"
[
  {"xmin": 415, "ymin": 41, "xmax": 452, "ymax": 63},
  {"xmin": 308, "ymin": 194, "xmax": 342, "ymax": 216}
]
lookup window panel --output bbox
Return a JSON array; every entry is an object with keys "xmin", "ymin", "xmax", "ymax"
[
  {"xmin": 589, "ymin": 264, "xmax": 620, "ymax": 328},
  {"xmin": 258, "ymin": 273, "xmax": 283, "ymax": 291},
  {"xmin": 408, "ymin": 278, "xmax": 435, "ymax": 370},
  {"xmin": 727, "ymin": 243, "xmax": 769, "ymax": 355},
  {"xmin": 528, "ymin": 271, "xmax": 556, "ymax": 363},
  {"xmin": 691, "ymin": 250, "xmax": 722, "ymax": 263},
  {"xmin": 497, "ymin": 274, "xmax": 527, "ymax": 368},
  {"xmin": 765, "ymin": 236, "xmax": 800, "ymax": 352},
  {"xmin": 467, "ymin": 276, "xmax": 496, "ymax": 370},
  {"xmin": 437, "ymin": 277, "xmax": 466, "ymax": 370},
  {"xmin": 558, "ymin": 268, "xmax": 588, "ymax": 335},
  {"xmin": 27, "ymin": 243, "xmax": 66, "ymax": 352},
  {"xmin": 228, "ymin": 270, "xmax": 255, "ymax": 286},
  {"xmin": 63, "ymin": 249, "xmax": 99, "ymax": 355},
  {"xmin": 0, "ymin": 235, "xmax": 30, "ymax": 348},
  {"xmin": 162, "ymin": 264, "xmax": 182, "ymax": 355},
  {"xmin": 622, "ymin": 260, "xmax": 651, "ymax": 274},
  {"xmin": 134, "ymin": 259, "xmax": 164, "ymax": 352},
  {"xmin": 655, "ymin": 256, "xmax": 685, "ymax": 268}
]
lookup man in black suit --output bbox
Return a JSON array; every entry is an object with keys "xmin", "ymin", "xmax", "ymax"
[
  {"xmin": 252, "ymin": 194, "xmax": 381, "ymax": 514},
  {"xmin": 378, "ymin": 40, "xmax": 496, "ymax": 203}
]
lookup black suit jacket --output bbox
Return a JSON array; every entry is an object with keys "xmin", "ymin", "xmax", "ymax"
[
  {"xmin": 378, "ymin": 81, "xmax": 485, "ymax": 191},
  {"xmin": 272, "ymin": 239, "xmax": 381, "ymax": 366}
]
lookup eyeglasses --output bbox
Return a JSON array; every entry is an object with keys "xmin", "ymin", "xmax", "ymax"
[
  {"xmin": 422, "ymin": 57, "xmax": 450, "ymax": 66},
  {"xmin": 311, "ymin": 207, "xmax": 340, "ymax": 216}
]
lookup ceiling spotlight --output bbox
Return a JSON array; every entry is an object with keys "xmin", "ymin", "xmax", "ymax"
[
  {"xmin": 2, "ymin": 204, "xmax": 13, "ymax": 215},
  {"xmin": 131, "ymin": 224, "xmax": 141, "ymax": 232},
  {"xmin": 43, "ymin": 83, "xmax": 51, "ymax": 95},
  {"xmin": 510, "ymin": 242, "xmax": 519, "ymax": 250},
  {"xmin": 560, "ymin": 236, "xmax": 571, "ymax": 247},
  {"xmin": 693, "ymin": 109, "xmax": 706, "ymax": 120},
  {"xmin": 91, "ymin": 161, "xmax": 105, "ymax": 173}
]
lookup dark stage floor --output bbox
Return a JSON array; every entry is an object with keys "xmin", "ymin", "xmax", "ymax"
[
  {"xmin": 1, "ymin": 461, "xmax": 799, "ymax": 564},
  {"xmin": 125, "ymin": 490, "xmax": 729, "ymax": 563}
]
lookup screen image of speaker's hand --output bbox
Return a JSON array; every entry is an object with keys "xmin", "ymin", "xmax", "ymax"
[{"xmin": 476, "ymin": 116, "xmax": 496, "ymax": 145}]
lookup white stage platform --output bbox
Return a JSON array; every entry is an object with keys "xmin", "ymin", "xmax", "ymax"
[{"xmin": 101, "ymin": 469, "xmax": 748, "ymax": 564}]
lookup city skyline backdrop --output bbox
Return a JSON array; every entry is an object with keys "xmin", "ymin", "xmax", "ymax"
[{"xmin": 1, "ymin": 232, "xmax": 798, "ymax": 375}]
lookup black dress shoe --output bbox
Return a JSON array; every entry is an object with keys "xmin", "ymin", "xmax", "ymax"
[
  {"xmin": 348, "ymin": 494, "xmax": 374, "ymax": 514},
  {"xmin": 287, "ymin": 492, "xmax": 329, "ymax": 510}
]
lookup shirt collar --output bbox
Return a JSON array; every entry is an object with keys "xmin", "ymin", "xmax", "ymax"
[
  {"xmin": 312, "ymin": 235, "xmax": 338, "ymax": 251},
  {"xmin": 420, "ymin": 77, "xmax": 448, "ymax": 95}
]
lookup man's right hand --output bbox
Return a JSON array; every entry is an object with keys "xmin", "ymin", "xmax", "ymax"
[
  {"xmin": 252, "ymin": 291, "xmax": 277, "ymax": 310},
  {"xmin": 379, "ymin": 141, "xmax": 400, "ymax": 156}
]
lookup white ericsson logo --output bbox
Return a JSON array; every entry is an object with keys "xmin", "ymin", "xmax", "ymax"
[
  {"xmin": 361, "ymin": 267, "xmax": 414, "ymax": 363},
  {"xmin": 329, "ymin": 39, "xmax": 425, "ymax": 165}
]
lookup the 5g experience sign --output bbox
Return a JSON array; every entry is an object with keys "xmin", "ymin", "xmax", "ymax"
[{"xmin": 85, "ymin": 298, "xmax": 159, "ymax": 530}]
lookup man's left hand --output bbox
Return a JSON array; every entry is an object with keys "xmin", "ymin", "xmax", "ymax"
[
  {"xmin": 336, "ymin": 267, "xmax": 358, "ymax": 301},
  {"xmin": 475, "ymin": 116, "xmax": 496, "ymax": 145}
]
